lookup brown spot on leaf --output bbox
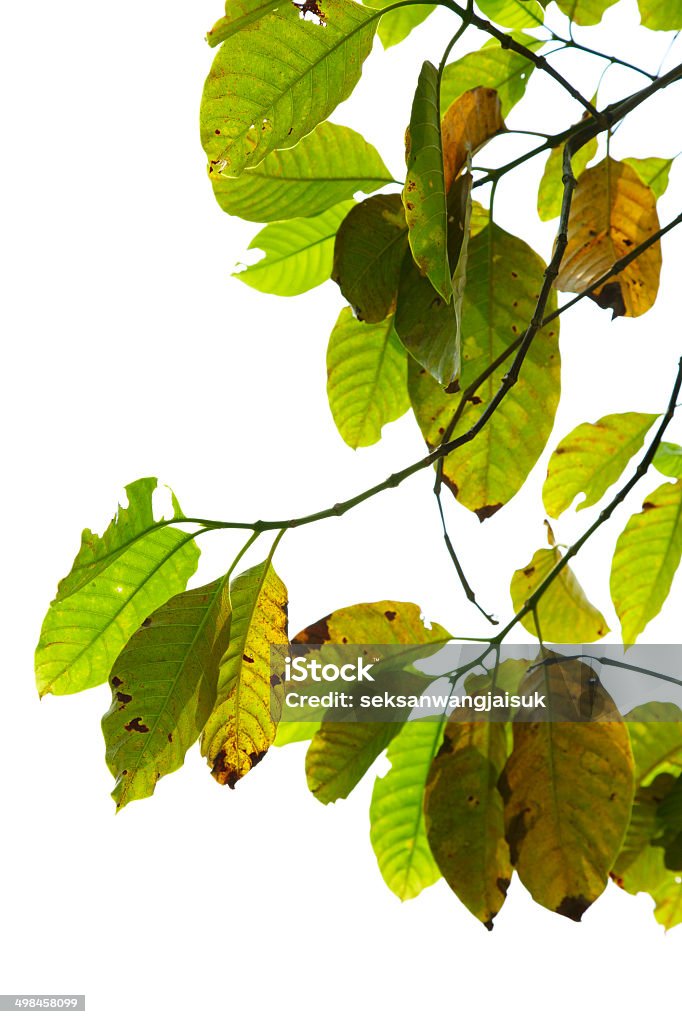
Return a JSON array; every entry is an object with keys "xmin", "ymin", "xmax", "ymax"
[
  {"xmin": 124, "ymin": 718, "xmax": 149, "ymax": 734},
  {"xmin": 555, "ymin": 895, "xmax": 590, "ymax": 922},
  {"xmin": 444, "ymin": 379, "xmax": 460, "ymax": 395},
  {"xmin": 115, "ymin": 691, "xmax": 132, "ymax": 705},
  {"xmin": 506, "ymin": 807, "xmax": 530, "ymax": 864},
  {"xmin": 523, "ymin": 566, "xmax": 536, "ymax": 578},
  {"xmin": 384, "ymin": 610, "xmax": 397, "ymax": 621},
  {"xmin": 270, "ymin": 673, "xmax": 280, "ymax": 689},
  {"xmin": 475, "ymin": 503, "xmax": 503, "ymax": 522},
  {"xmin": 243, "ymin": 654, "xmax": 255, "ymax": 663},
  {"xmin": 293, "ymin": 616, "xmax": 331, "ymax": 645},
  {"xmin": 497, "ymin": 876, "xmax": 510, "ymax": 897},
  {"xmin": 141, "ymin": 617, "xmax": 152, "ymax": 628},
  {"xmin": 249, "ymin": 750, "xmax": 267, "ymax": 768},
  {"xmin": 112, "ymin": 677, "xmax": 123, "ymax": 688},
  {"xmin": 469, "ymin": 395, "xmax": 482, "ymax": 405},
  {"xmin": 168, "ymin": 733, "xmax": 173, "ymax": 743},
  {"xmin": 642, "ymin": 501, "xmax": 657, "ymax": 511}
]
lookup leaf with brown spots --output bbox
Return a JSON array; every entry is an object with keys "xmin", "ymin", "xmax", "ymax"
[
  {"xmin": 425, "ymin": 716, "xmax": 511, "ymax": 929},
  {"xmin": 102, "ymin": 576, "xmax": 232, "ymax": 810},
  {"xmin": 510, "ymin": 543, "xmax": 609, "ymax": 642},
  {"xmin": 202, "ymin": 559, "xmax": 288, "ymax": 788},
  {"xmin": 409, "ymin": 221, "xmax": 561, "ymax": 517},
  {"xmin": 501, "ymin": 660, "xmax": 634, "ymax": 920},
  {"xmin": 555, "ymin": 157, "xmax": 662, "ymax": 318}
]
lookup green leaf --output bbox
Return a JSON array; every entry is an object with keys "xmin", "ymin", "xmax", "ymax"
[
  {"xmin": 35, "ymin": 479, "xmax": 200, "ymax": 697},
  {"xmin": 610, "ymin": 481, "xmax": 682, "ymax": 644},
  {"xmin": 537, "ymin": 138, "xmax": 598, "ymax": 222},
  {"xmin": 510, "ymin": 544, "xmax": 609, "ymax": 642},
  {"xmin": 102, "ymin": 576, "xmax": 231, "ymax": 810},
  {"xmin": 441, "ymin": 34, "xmax": 542, "ymax": 119},
  {"xmin": 234, "ymin": 200, "xmax": 353, "ymax": 296},
  {"xmin": 326, "ymin": 308, "xmax": 410, "ymax": 448},
  {"xmin": 409, "ymin": 222, "xmax": 561, "ymax": 520},
  {"xmin": 475, "ymin": 0, "xmax": 545, "ymax": 29},
  {"xmin": 332, "ymin": 194, "xmax": 408, "ymax": 322},
  {"xmin": 501, "ymin": 661, "xmax": 635, "ymax": 919},
  {"xmin": 425, "ymin": 717, "xmax": 511, "ymax": 929},
  {"xmin": 637, "ymin": 0, "xmax": 682, "ymax": 31},
  {"xmin": 201, "ymin": 559, "xmax": 288, "ymax": 787},
  {"xmin": 377, "ymin": 4, "xmax": 436, "ymax": 48},
  {"xmin": 543, "ymin": 411, "xmax": 658, "ymax": 518},
  {"xmin": 623, "ymin": 156, "xmax": 674, "ymax": 199},
  {"xmin": 209, "ymin": 121, "xmax": 393, "ymax": 222},
  {"xmin": 554, "ymin": 0, "xmax": 620, "ymax": 25},
  {"xmin": 655, "ymin": 775, "xmax": 682, "ymax": 868},
  {"xmin": 403, "ymin": 61, "xmax": 451, "ymax": 302},
  {"xmin": 296, "ymin": 601, "xmax": 451, "ymax": 802},
  {"xmin": 274, "ymin": 721, "xmax": 320, "ymax": 746},
  {"xmin": 206, "ymin": 0, "xmax": 282, "ymax": 47},
  {"xmin": 370, "ymin": 720, "xmax": 444, "ymax": 901},
  {"xmin": 627, "ymin": 705, "xmax": 682, "ymax": 784},
  {"xmin": 654, "ymin": 441, "xmax": 682, "ymax": 478},
  {"xmin": 395, "ymin": 174, "xmax": 472, "ymax": 385},
  {"xmin": 200, "ymin": 0, "xmax": 376, "ymax": 176}
]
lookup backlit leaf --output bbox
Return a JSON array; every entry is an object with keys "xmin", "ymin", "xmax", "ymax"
[
  {"xmin": 200, "ymin": 0, "xmax": 376, "ymax": 176},
  {"xmin": 201, "ymin": 560, "xmax": 288, "ymax": 786},
  {"xmin": 206, "ymin": 0, "xmax": 281, "ymax": 47},
  {"xmin": 425, "ymin": 717, "xmax": 511, "ymax": 929},
  {"xmin": 274, "ymin": 721, "xmax": 320, "ymax": 746},
  {"xmin": 35, "ymin": 479, "xmax": 200, "ymax": 697},
  {"xmin": 543, "ymin": 411, "xmax": 658, "ymax": 517},
  {"xmin": 623, "ymin": 156, "xmax": 674, "ymax": 199},
  {"xmin": 654, "ymin": 441, "xmax": 682, "ymax": 477},
  {"xmin": 409, "ymin": 222, "xmax": 561, "ymax": 519},
  {"xmin": 637, "ymin": 0, "xmax": 682, "ymax": 31},
  {"xmin": 209, "ymin": 121, "xmax": 392, "ymax": 222},
  {"xmin": 537, "ymin": 138, "xmax": 598, "ymax": 222},
  {"xmin": 510, "ymin": 544, "xmax": 609, "ymax": 642},
  {"xmin": 556, "ymin": 157, "xmax": 662, "ymax": 318},
  {"xmin": 441, "ymin": 87, "xmax": 505, "ymax": 192},
  {"xmin": 501, "ymin": 661, "xmax": 634, "ymax": 919},
  {"xmin": 475, "ymin": 0, "xmax": 545, "ymax": 28},
  {"xmin": 102, "ymin": 576, "xmax": 231, "ymax": 810},
  {"xmin": 610, "ymin": 481, "xmax": 682, "ymax": 643},
  {"xmin": 626, "ymin": 704, "xmax": 682, "ymax": 784},
  {"xmin": 403, "ymin": 62, "xmax": 451, "ymax": 302},
  {"xmin": 554, "ymin": 0, "xmax": 620, "ymax": 25},
  {"xmin": 441, "ymin": 34, "xmax": 543, "ymax": 119},
  {"xmin": 332, "ymin": 194, "xmax": 408, "ymax": 322},
  {"xmin": 326, "ymin": 307, "xmax": 410, "ymax": 448},
  {"xmin": 370, "ymin": 721, "xmax": 444, "ymax": 900},
  {"xmin": 374, "ymin": 2, "xmax": 436, "ymax": 48},
  {"xmin": 234, "ymin": 201, "xmax": 354, "ymax": 296}
]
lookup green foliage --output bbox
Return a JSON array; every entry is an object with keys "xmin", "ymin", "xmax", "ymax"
[{"xmin": 37, "ymin": 0, "xmax": 682, "ymax": 934}]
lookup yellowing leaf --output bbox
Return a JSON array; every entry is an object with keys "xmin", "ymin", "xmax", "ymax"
[
  {"xmin": 537, "ymin": 138, "xmax": 598, "ymax": 222},
  {"xmin": 370, "ymin": 721, "xmax": 444, "ymax": 901},
  {"xmin": 510, "ymin": 546, "xmax": 609, "ymax": 642},
  {"xmin": 332, "ymin": 194, "xmax": 408, "ymax": 322},
  {"xmin": 543, "ymin": 411, "xmax": 658, "ymax": 518},
  {"xmin": 326, "ymin": 308, "xmax": 410, "ymax": 449},
  {"xmin": 610, "ymin": 481, "xmax": 682, "ymax": 643},
  {"xmin": 441, "ymin": 87, "xmax": 505, "ymax": 192},
  {"xmin": 554, "ymin": 0, "xmax": 619, "ymax": 25},
  {"xmin": 556, "ymin": 158, "xmax": 662, "ymax": 318},
  {"xmin": 425, "ymin": 718, "xmax": 511, "ymax": 929},
  {"xmin": 201, "ymin": 560, "xmax": 288, "ymax": 786},
  {"xmin": 35, "ymin": 479, "xmax": 200, "ymax": 697},
  {"xmin": 102, "ymin": 576, "xmax": 231, "ymax": 810},
  {"xmin": 200, "ymin": 0, "xmax": 376, "ymax": 176},
  {"xmin": 409, "ymin": 223, "xmax": 561, "ymax": 519},
  {"xmin": 403, "ymin": 62, "xmax": 451, "ymax": 301},
  {"xmin": 637, "ymin": 0, "xmax": 682, "ymax": 31},
  {"xmin": 501, "ymin": 662, "xmax": 634, "ymax": 919},
  {"xmin": 210, "ymin": 121, "xmax": 392, "ymax": 222}
]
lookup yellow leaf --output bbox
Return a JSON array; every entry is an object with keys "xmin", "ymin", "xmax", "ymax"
[
  {"xmin": 441, "ymin": 87, "xmax": 505, "ymax": 193},
  {"xmin": 510, "ymin": 546, "xmax": 609, "ymax": 641},
  {"xmin": 556, "ymin": 157, "xmax": 661, "ymax": 317}
]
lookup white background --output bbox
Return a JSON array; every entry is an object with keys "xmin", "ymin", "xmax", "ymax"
[{"xmin": 2, "ymin": 1, "xmax": 682, "ymax": 1021}]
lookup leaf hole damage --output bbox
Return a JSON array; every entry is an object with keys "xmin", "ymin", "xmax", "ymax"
[{"xmin": 292, "ymin": 0, "xmax": 327, "ymax": 24}]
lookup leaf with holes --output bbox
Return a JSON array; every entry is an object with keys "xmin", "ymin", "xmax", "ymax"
[
  {"xmin": 425, "ymin": 717, "xmax": 511, "ymax": 929},
  {"xmin": 210, "ymin": 121, "xmax": 392, "ymax": 222},
  {"xmin": 35, "ymin": 479, "xmax": 200, "ymax": 697},
  {"xmin": 370, "ymin": 720, "xmax": 444, "ymax": 901},
  {"xmin": 610, "ymin": 481, "xmax": 682, "ymax": 643},
  {"xmin": 200, "ymin": 0, "xmax": 376, "ymax": 177},
  {"xmin": 537, "ymin": 138, "xmax": 598, "ymax": 222},
  {"xmin": 326, "ymin": 308, "xmax": 410, "ymax": 448},
  {"xmin": 201, "ymin": 559, "xmax": 288, "ymax": 787},
  {"xmin": 235, "ymin": 201, "xmax": 353, "ymax": 296},
  {"xmin": 510, "ymin": 543, "xmax": 609, "ymax": 642},
  {"xmin": 102, "ymin": 576, "xmax": 231, "ymax": 810},
  {"xmin": 441, "ymin": 34, "xmax": 543, "ymax": 119},
  {"xmin": 500, "ymin": 660, "xmax": 634, "ymax": 919},
  {"xmin": 556, "ymin": 158, "xmax": 662, "ymax": 318},
  {"xmin": 543, "ymin": 411, "xmax": 658, "ymax": 518},
  {"xmin": 403, "ymin": 61, "xmax": 451, "ymax": 302},
  {"xmin": 332, "ymin": 194, "xmax": 408, "ymax": 322},
  {"xmin": 409, "ymin": 222, "xmax": 561, "ymax": 519}
]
